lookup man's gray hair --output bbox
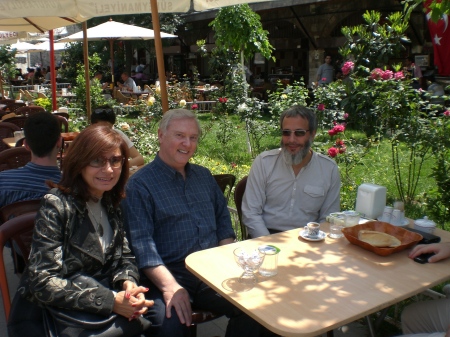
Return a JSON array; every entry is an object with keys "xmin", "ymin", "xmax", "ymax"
[
  {"xmin": 279, "ymin": 106, "xmax": 317, "ymax": 133},
  {"xmin": 159, "ymin": 109, "xmax": 201, "ymax": 136}
]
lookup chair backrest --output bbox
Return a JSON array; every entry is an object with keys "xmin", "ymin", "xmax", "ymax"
[
  {"xmin": 53, "ymin": 111, "xmax": 69, "ymax": 120},
  {"xmin": 55, "ymin": 115, "xmax": 69, "ymax": 132},
  {"xmin": 0, "ymin": 147, "xmax": 31, "ymax": 172},
  {"xmin": 0, "ymin": 199, "xmax": 41, "ymax": 224},
  {"xmin": 0, "ymin": 122, "xmax": 21, "ymax": 153},
  {"xmin": 2, "ymin": 116, "xmax": 28, "ymax": 129},
  {"xmin": 233, "ymin": 176, "xmax": 248, "ymax": 240},
  {"xmin": 0, "ymin": 213, "xmax": 36, "ymax": 320},
  {"xmin": 5, "ymin": 102, "xmax": 26, "ymax": 113},
  {"xmin": 115, "ymin": 90, "xmax": 131, "ymax": 104},
  {"xmin": 213, "ymin": 174, "xmax": 236, "ymax": 202},
  {"xmin": 15, "ymin": 106, "xmax": 46, "ymax": 117}
]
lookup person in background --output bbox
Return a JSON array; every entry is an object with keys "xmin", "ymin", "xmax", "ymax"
[
  {"xmin": 316, "ymin": 54, "xmax": 334, "ymax": 86},
  {"xmin": 405, "ymin": 56, "xmax": 425, "ymax": 90},
  {"xmin": 122, "ymin": 109, "xmax": 279, "ymax": 337},
  {"xmin": 33, "ymin": 67, "xmax": 43, "ymax": 83},
  {"xmin": 91, "ymin": 71, "xmax": 109, "ymax": 90},
  {"xmin": 242, "ymin": 105, "xmax": 341, "ymax": 238},
  {"xmin": 7, "ymin": 124, "xmax": 154, "ymax": 337},
  {"xmin": 117, "ymin": 72, "xmax": 137, "ymax": 92},
  {"xmin": 0, "ymin": 112, "xmax": 61, "ymax": 208},
  {"xmin": 399, "ymin": 242, "xmax": 450, "ymax": 337},
  {"xmin": 91, "ymin": 106, "xmax": 144, "ymax": 167}
]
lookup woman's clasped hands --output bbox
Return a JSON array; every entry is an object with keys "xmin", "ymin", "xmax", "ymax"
[{"xmin": 113, "ymin": 280, "xmax": 154, "ymax": 321}]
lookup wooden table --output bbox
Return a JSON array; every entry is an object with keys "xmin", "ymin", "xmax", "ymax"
[{"xmin": 186, "ymin": 223, "xmax": 450, "ymax": 337}]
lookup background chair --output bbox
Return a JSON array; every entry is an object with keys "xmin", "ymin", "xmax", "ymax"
[
  {"xmin": 14, "ymin": 106, "xmax": 45, "ymax": 117},
  {"xmin": 2, "ymin": 116, "xmax": 28, "ymax": 129},
  {"xmin": 55, "ymin": 115, "xmax": 69, "ymax": 132},
  {"xmin": 213, "ymin": 174, "xmax": 236, "ymax": 202},
  {"xmin": 53, "ymin": 111, "xmax": 69, "ymax": 120},
  {"xmin": 234, "ymin": 176, "xmax": 248, "ymax": 241},
  {"xmin": 3, "ymin": 102, "xmax": 26, "ymax": 113},
  {"xmin": 115, "ymin": 90, "xmax": 131, "ymax": 104},
  {"xmin": 0, "ymin": 213, "xmax": 36, "ymax": 320},
  {"xmin": 0, "ymin": 122, "xmax": 20, "ymax": 153},
  {"xmin": 0, "ymin": 199, "xmax": 41, "ymax": 274},
  {"xmin": 0, "ymin": 147, "xmax": 31, "ymax": 172}
]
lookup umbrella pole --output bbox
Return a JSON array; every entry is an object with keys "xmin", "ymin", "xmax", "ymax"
[
  {"xmin": 110, "ymin": 39, "xmax": 114, "ymax": 85},
  {"xmin": 49, "ymin": 30, "xmax": 58, "ymax": 112},
  {"xmin": 83, "ymin": 21, "xmax": 92, "ymax": 120},
  {"xmin": 150, "ymin": 0, "xmax": 168, "ymax": 113},
  {"xmin": 0, "ymin": 72, "xmax": 3, "ymax": 99}
]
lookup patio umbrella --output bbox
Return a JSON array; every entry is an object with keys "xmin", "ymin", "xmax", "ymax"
[
  {"xmin": 0, "ymin": 0, "xmax": 272, "ymax": 112},
  {"xmin": 0, "ymin": 0, "xmax": 92, "ymax": 112},
  {"xmin": 74, "ymin": 0, "xmax": 275, "ymax": 112},
  {"xmin": 9, "ymin": 40, "xmax": 44, "ymax": 53},
  {"xmin": 33, "ymin": 40, "xmax": 67, "ymax": 51},
  {"xmin": 58, "ymin": 19, "xmax": 177, "ymax": 85}
]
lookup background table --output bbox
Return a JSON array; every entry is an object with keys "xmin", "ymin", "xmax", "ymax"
[{"xmin": 186, "ymin": 223, "xmax": 450, "ymax": 337}]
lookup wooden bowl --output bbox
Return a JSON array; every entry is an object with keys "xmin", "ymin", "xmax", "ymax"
[{"xmin": 342, "ymin": 221, "xmax": 422, "ymax": 256}]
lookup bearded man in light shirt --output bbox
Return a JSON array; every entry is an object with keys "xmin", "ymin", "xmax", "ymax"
[{"xmin": 242, "ymin": 105, "xmax": 341, "ymax": 238}]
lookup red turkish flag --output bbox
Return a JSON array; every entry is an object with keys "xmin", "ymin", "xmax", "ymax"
[{"xmin": 425, "ymin": 0, "xmax": 450, "ymax": 76}]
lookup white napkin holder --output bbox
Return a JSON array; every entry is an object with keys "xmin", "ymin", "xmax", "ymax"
[{"xmin": 355, "ymin": 183, "xmax": 386, "ymax": 219}]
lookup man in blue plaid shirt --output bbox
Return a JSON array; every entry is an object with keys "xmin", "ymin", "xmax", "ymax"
[{"xmin": 123, "ymin": 109, "xmax": 278, "ymax": 337}]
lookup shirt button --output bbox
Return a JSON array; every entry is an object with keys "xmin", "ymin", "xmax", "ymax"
[{"xmin": 95, "ymin": 298, "xmax": 102, "ymax": 306}]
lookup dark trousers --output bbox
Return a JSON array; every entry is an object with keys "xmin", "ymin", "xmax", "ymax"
[{"xmin": 142, "ymin": 261, "xmax": 278, "ymax": 337}]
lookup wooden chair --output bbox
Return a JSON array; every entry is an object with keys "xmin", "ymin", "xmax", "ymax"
[
  {"xmin": 2, "ymin": 116, "xmax": 27, "ymax": 129},
  {"xmin": 115, "ymin": 90, "xmax": 131, "ymax": 104},
  {"xmin": 55, "ymin": 115, "xmax": 69, "ymax": 132},
  {"xmin": 0, "ymin": 147, "xmax": 31, "ymax": 172},
  {"xmin": 234, "ymin": 176, "xmax": 249, "ymax": 241},
  {"xmin": 20, "ymin": 89, "xmax": 35, "ymax": 102},
  {"xmin": 213, "ymin": 174, "xmax": 236, "ymax": 202},
  {"xmin": 0, "ymin": 213, "xmax": 36, "ymax": 320},
  {"xmin": 0, "ymin": 122, "xmax": 20, "ymax": 153},
  {"xmin": 37, "ymin": 92, "xmax": 48, "ymax": 99},
  {"xmin": 53, "ymin": 111, "xmax": 69, "ymax": 120},
  {"xmin": 14, "ymin": 106, "xmax": 46, "ymax": 117},
  {"xmin": 143, "ymin": 84, "xmax": 154, "ymax": 95},
  {"xmin": 4, "ymin": 102, "xmax": 26, "ymax": 113}
]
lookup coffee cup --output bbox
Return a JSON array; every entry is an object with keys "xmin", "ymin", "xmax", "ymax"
[{"xmin": 304, "ymin": 222, "xmax": 320, "ymax": 237}]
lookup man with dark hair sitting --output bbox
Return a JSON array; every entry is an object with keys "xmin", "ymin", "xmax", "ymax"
[
  {"xmin": 91, "ymin": 106, "xmax": 144, "ymax": 167},
  {"xmin": 0, "ymin": 112, "xmax": 62, "ymax": 208}
]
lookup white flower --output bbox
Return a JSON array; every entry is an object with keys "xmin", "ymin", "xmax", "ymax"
[
  {"xmin": 281, "ymin": 94, "xmax": 288, "ymax": 99},
  {"xmin": 120, "ymin": 123, "xmax": 130, "ymax": 131},
  {"xmin": 238, "ymin": 103, "xmax": 247, "ymax": 112},
  {"xmin": 179, "ymin": 99, "xmax": 187, "ymax": 107}
]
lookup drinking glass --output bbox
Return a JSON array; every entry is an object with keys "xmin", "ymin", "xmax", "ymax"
[
  {"xmin": 329, "ymin": 212, "xmax": 345, "ymax": 238},
  {"xmin": 233, "ymin": 247, "xmax": 265, "ymax": 285}
]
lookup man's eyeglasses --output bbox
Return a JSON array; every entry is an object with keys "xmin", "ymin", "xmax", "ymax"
[
  {"xmin": 281, "ymin": 129, "xmax": 310, "ymax": 137},
  {"xmin": 89, "ymin": 156, "xmax": 124, "ymax": 169}
]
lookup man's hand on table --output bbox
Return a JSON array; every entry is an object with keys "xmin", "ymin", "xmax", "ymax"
[{"xmin": 409, "ymin": 242, "xmax": 450, "ymax": 263}]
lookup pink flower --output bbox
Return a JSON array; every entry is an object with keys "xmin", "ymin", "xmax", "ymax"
[
  {"xmin": 370, "ymin": 68, "xmax": 384, "ymax": 80},
  {"xmin": 328, "ymin": 129, "xmax": 337, "ymax": 136},
  {"xmin": 394, "ymin": 71, "xmax": 405, "ymax": 80},
  {"xmin": 231, "ymin": 162, "xmax": 237, "ymax": 168},
  {"xmin": 341, "ymin": 61, "xmax": 354, "ymax": 76},
  {"xmin": 317, "ymin": 104, "xmax": 325, "ymax": 111},
  {"xmin": 444, "ymin": 110, "xmax": 450, "ymax": 116},
  {"xmin": 339, "ymin": 146, "xmax": 347, "ymax": 154},
  {"xmin": 333, "ymin": 121, "xmax": 337, "ymax": 125},
  {"xmin": 336, "ymin": 139, "xmax": 345, "ymax": 146},
  {"xmin": 381, "ymin": 70, "xmax": 393, "ymax": 80},
  {"xmin": 218, "ymin": 97, "xmax": 228, "ymax": 103},
  {"xmin": 333, "ymin": 124, "xmax": 345, "ymax": 133},
  {"xmin": 343, "ymin": 113, "xmax": 349, "ymax": 119},
  {"xmin": 322, "ymin": 78, "xmax": 327, "ymax": 81},
  {"xmin": 191, "ymin": 104, "xmax": 198, "ymax": 110},
  {"xmin": 328, "ymin": 147, "xmax": 338, "ymax": 157}
]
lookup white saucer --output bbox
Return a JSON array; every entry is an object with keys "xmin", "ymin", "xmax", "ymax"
[
  {"xmin": 299, "ymin": 230, "xmax": 326, "ymax": 241},
  {"xmin": 377, "ymin": 217, "xmax": 409, "ymax": 226}
]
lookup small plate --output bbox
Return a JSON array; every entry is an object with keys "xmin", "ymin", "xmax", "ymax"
[
  {"xmin": 377, "ymin": 217, "xmax": 409, "ymax": 227},
  {"xmin": 299, "ymin": 230, "xmax": 326, "ymax": 241}
]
